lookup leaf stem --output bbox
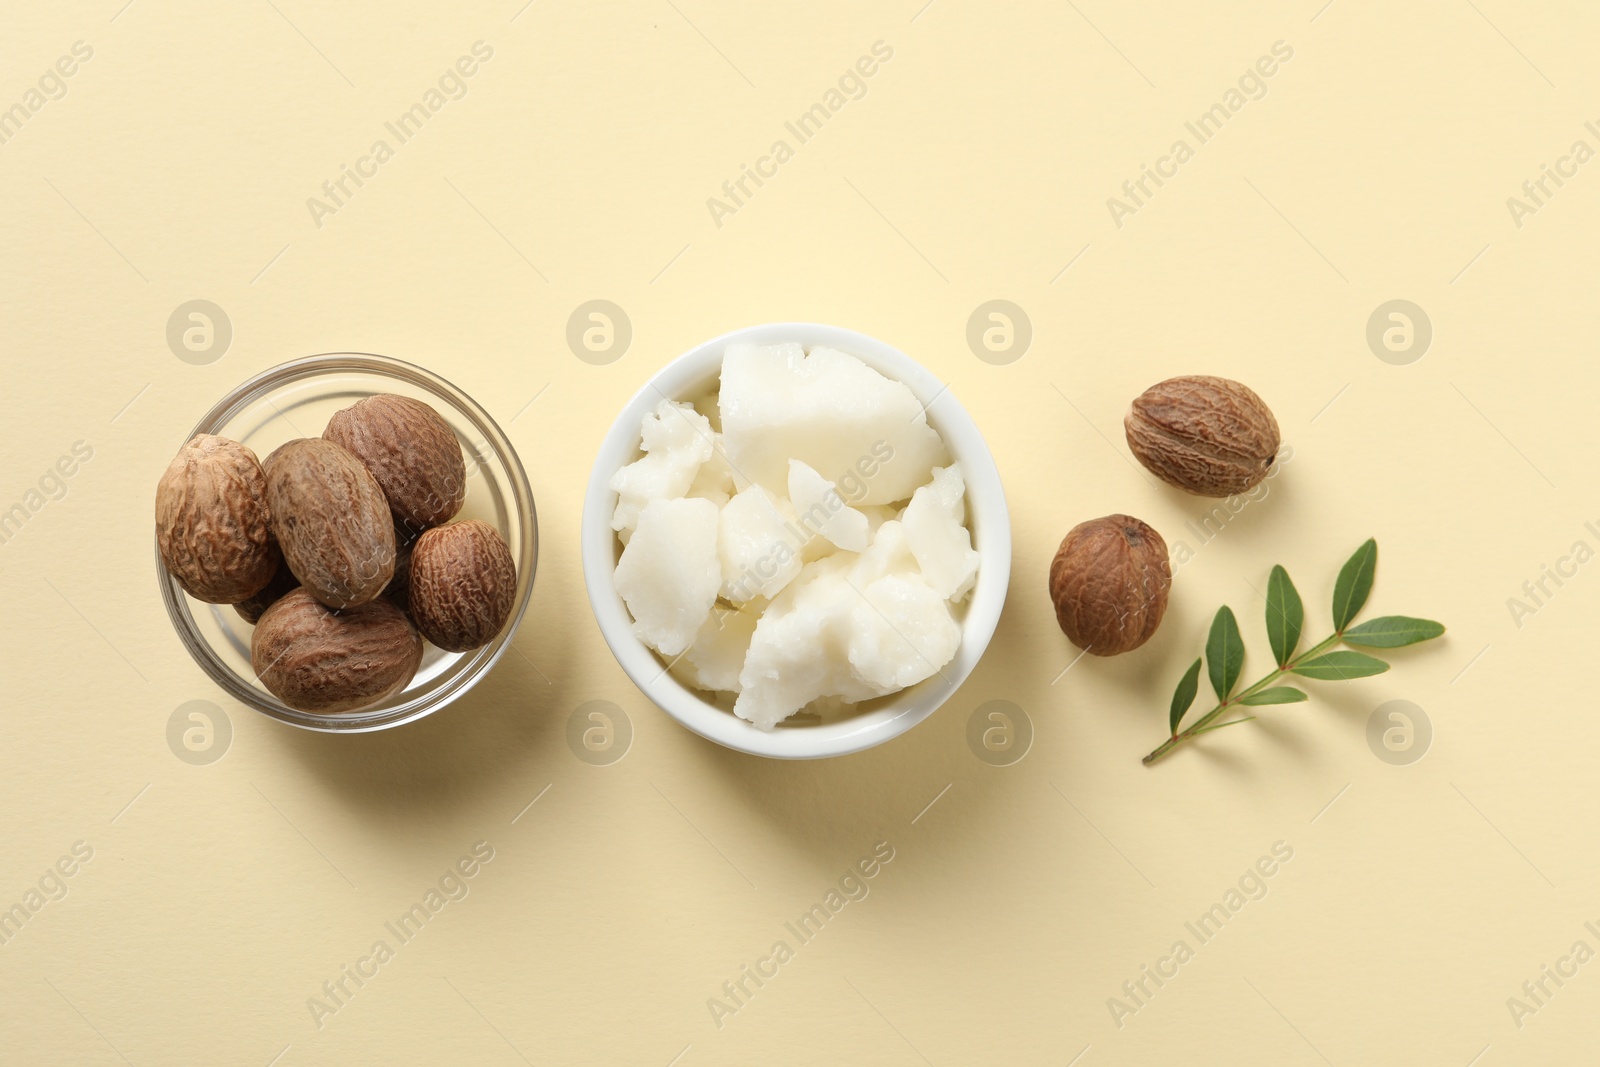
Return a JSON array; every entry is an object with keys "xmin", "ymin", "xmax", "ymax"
[{"xmin": 1142, "ymin": 633, "xmax": 1342, "ymax": 765}]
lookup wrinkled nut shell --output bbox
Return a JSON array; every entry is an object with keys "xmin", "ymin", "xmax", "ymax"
[
  {"xmin": 409, "ymin": 520, "xmax": 517, "ymax": 653},
  {"xmin": 234, "ymin": 556, "xmax": 299, "ymax": 624},
  {"xmin": 156, "ymin": 434, "xmax": 281, "ymax": 604},
  {"xmin": 1125, "ymin": 376, "xmax": 1281, "ymax": 497},
  {"xmin": 324, "ymin": 394, "xmax": 466, "ymax": 532},
  {"xmin": 251, "ymin": 588, "xmax": 422, "ymax": 713},
  {"xmin": 1049, "ymin": 515, "xmax": 1171, "ymax": 656},
  {"xmin": 382, "ymin": 523, "xmax": 418, "ymax": 614},
  {"xmin": 265, "ymin": 439, "xmax": 396, "ymax": 609}
]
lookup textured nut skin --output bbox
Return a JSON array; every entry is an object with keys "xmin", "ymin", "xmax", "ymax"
[
  {"xmin": 1049, "ymin": 515, "xmax": 1171, "ymax": 656},
  {"xmin": 324, "ymin": 394, "xmax": 466, "ymax": 532},
  {"xmin": 234, "ymin": 556, "xmax": 299, "ymax": 624},
  {"xmin": 155, "ymin": 434, "xmax": 281, "ymax": 604},
  {"xmin": 1124, "ymin": 376, "xmax": 1281, "ymax": 497},
  {"xmin": 409, "ymin": 520, "xmax": 517, "ymax": 652},
  {"xmin": 264, "ymin": 439, "xmax": 396, "ymax": 609},
  {"xmin": 252, "ymin": 588, "xmax": 422, "ymax": 712},
  {"xmin": 382, "ymin": 523, "xmax": 418, "ymax": 614}
]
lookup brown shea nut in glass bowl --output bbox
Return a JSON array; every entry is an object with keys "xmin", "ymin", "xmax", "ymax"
[{"xmin": 155, "ymin": 353, "xmax": 537, "ymax": 732}]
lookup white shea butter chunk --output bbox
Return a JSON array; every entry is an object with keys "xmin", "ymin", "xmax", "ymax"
[
  {"xmin": 718, "ymin": 484, "xmax": 805, "ymax": 602},
  {"xmin": 859, "ymin": 504, "xmax": 899, "ymax": 538},
  {"xmin": 613, "ymin": 497, "xmax": 721, "ymax": 657},
  {"xmin": 686, "ymin": 432, "xmax": 740, "ymax": 510},
  {"xmin": 851, "ymin": 519, "xmax": 918, "ymax": 585},
  {"xmin": 847, "ymin": 575, "xmax": 960, "ymax": 693},
  {"xmin": 720, "ymin": 483, "xmax": 806, "ymax": 601},
  {"xmin": 719, "ymin": 343, "xmax": 948, "ymax": 505},
  {"xmin": 670, "ymin": 607, "xmax": 760, "ymax": 694},
  {"xmin": 610, "ymin": 399, "xmax": 714, "ymax": 538},
  {"xmin": 733, "ymin": 528, "xmax": 961, "ymax": 729},
  {"xmin": 734, "ymin": 557, "xmax": 881, "ymax": 730},
  {"xmin": 901, "ymin": 464, "xmax": 980, "ymax": 601},
  {"xmin": 788, "ymin": 459, "xmax": 869, "ymax": 553},
  {"xmin": 845, "ymin": 521, "xmax": 958, "ymax": 691}
]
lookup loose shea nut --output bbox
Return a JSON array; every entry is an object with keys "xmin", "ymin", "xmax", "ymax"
[
  {"xmin": 324, "ymin": 394, "xmax": 466, "ymax": 532},
  {"xmin": 1125, "ymin": 376, "xmax": 1281, "ymax": 497},
  {"xmin": 409, "ymin": 520, "xmax": 517, "ymax": 652},
  {"xmin": 234, "ymin": 556, "xmax": 299, "ymax": 624},
  {"xmin": 252, "ymin": 588, "xmax": 423, "ymax": 712},
  {"xmin": 155, "ymin": 434, "xmax": 281, "ymax": 604},
  {"xmin": 264, "ymin": 439, "xmax": 396, "ymax": 609},
  {"xmin": 1049, "ymin": 515, "xmax": 1171, "ymax": 656}
]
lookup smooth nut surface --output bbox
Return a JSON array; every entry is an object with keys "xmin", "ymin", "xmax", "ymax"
[
  {"xmin": 265, "ymin": 438, "xmax": 396, "ymax": 608},
  {"xmin": 324, "ymin": 394, "xmax": 466, "ymax": 532},
  {"xmin": 251, "ymin": 587, "xmax": 422, "ymax": 713},
  {"xmin": 155, "ymin": 434, "xmax": 281, "ymax": 604},
  {"xmin": 1049, "ymin": 515, "xmax": 1171, "ymax": 656},
  {"xmin": 409, "ymin": 520, "xmax": 517, "ymax": 653},
  {"xmin": 1125, "ymin": 376, "xmax": 1281, "ymax": 497}
]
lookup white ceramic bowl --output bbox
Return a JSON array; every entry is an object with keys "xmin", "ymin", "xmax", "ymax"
[{"xmin": 582, "ymin": 324, "xmax": 1011, "ymax": 759}]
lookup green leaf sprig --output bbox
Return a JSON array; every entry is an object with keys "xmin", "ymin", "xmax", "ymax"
[{"xmin": 1145, "ymin": 539, "xmax": 1445, "ymax": 766}]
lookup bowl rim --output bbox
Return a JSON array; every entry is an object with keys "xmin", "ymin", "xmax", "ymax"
[
  {"xmin": 581, "ymin": 323, "xmax": 1011, "ymax": 759},
  {"xmin": 157, "ymin": 351, "xmax": 538, "ymax": 733}
]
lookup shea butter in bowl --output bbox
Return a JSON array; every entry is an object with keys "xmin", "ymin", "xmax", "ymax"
[{"xmin": 582, "ymin": 324, "xmax": 1010, "ymax": 759}]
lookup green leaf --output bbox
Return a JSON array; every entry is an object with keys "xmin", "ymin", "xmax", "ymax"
[
  {"xmin": 1206, "ymin": 607, "xmax": 1244, "ymax": 702},
  {"xmin": 1168, "ymin": 658, "xmax": 1202, "ymax": 735},
  {"xmin": 1292, "ymin": 650, "xmax": 1390, "ymax": 680},
  {"xmin": 1342, "ymin": 616, "xmax": 1446, "ymax": 648},
  {"xmin": 1265, "ymin": 565, "xmax": 1304, "ymax": 667},
  {"xmin": 1237, "ymin": 687, "xmax": 1310, "ymax": 706},
  {"xmin": 1332, "ymin": 538, "xmax": 1378, "ymax": 632}
]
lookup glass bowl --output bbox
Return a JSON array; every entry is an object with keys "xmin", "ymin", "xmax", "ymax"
[{"xmin": 157, "ymin": 353, "xmax": 537, "ymax": 732}]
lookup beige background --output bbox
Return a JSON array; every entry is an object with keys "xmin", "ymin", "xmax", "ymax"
[{"xmin": 1, "ymin": 1, "xmax": 1595, "ymax": 1063}]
